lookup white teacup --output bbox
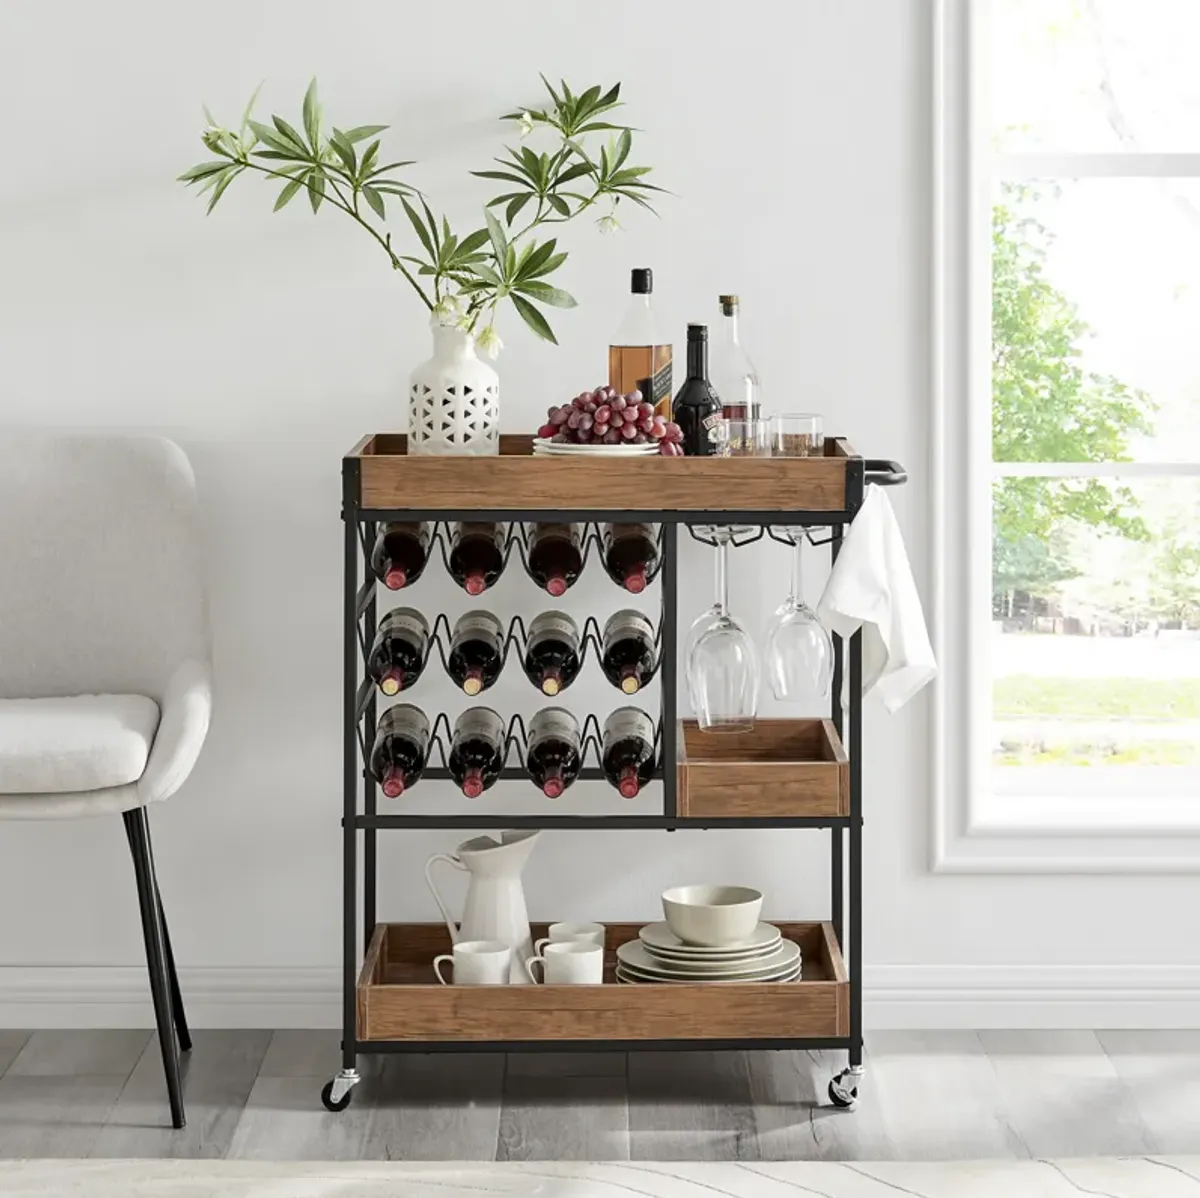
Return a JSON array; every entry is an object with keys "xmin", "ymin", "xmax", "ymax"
[
  {"xmin": 534, "ymin": 921, "xmax": 606, "ymax": 954},
  {"xmin": 525, "ymin": 941, "xmax": 604, "ymax": 985},
  {"xmin": 433, "ymin": 940, "xmax": 512, "ymax": 986}
]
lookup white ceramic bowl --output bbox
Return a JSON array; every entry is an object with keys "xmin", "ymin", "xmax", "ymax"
[{"xmin": 661, "ymin": 885, "xmax": 764, "ymax": 947}]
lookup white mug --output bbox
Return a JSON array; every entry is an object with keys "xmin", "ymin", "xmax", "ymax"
[
  {"xmin": 534, "ymin": 921, "xmax": 606, "ymax": 954},
  {"xmin": 525, "ymin": 940, "xmax": 604, "ymax": 985},
  {"xmin": 433, "ymin": 940, "xmax": 512, "ymax": 986}
]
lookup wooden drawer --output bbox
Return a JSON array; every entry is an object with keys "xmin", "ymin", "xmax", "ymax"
[
  {"xmin": 676, "ymin": 719, "xmax": 849, "ymax": 819},
  {"xmin": 357, "ymin": 921, "xmax": 847, "ymax": 1043}
]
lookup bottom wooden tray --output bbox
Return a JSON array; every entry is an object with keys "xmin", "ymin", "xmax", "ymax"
[{"xmin": 357, "ymin": 921, "xmax": 848, "ymax": 1042}]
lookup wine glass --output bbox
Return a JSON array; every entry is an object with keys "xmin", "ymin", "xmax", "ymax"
[
  {"xmin": 765, "ymin": 529, "xmax": 833, "ymax": 704},
  {"xmin": 686, "ymin": 527, "xmax": 760, "ymax": 732}
]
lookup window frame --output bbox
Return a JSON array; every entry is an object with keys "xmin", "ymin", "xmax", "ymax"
[{"xmin": 932, "ymin": 0, "xmax": 1200, "ymax": 873}]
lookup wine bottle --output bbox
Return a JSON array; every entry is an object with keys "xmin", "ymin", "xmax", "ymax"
[
  {"xmin": 369, "ymin": 703, "xmax": 431, "ymax": 798},
  {"xmin": 602, "ymin": 523, "xmax": 661, "ymax": 594},
  {"xmin": 367, "ymin": 607, "xmax": 430, "ymax": 696},
  {"xmin": 448, "ymin": 707, "xmax": 507, "ymax": 798},
  {"xmin": 711, "ymin": 295, "xmax": 763, "ymax": 422},
  {"xmin": 370, "ymin": 522, "xmax": 431, "ymax": 591},
  {"xmin": 671, "ymin": 324, "xmax": 724, "ymax": 457},
  {"xmin": 525, "ymin": 523, "xmax": 583, "ymax": 597},
  {"xmin": 526, "ymin": 706, "xmax": 583, "ymax": 799},
  {"xmin": 608, "ymin": 267, "xmax": 674, "ymax": 419},
  {"xmin": 601, "ymin": 609, "xmax": 657, "ymax": 695},
  {"xmin": 601, "ymin": 707, "xmax": 657, "ymax": 799},
  {"xmin": 522, "ymin": 611, "xmax": 582, "ymax": 696},
  {"xmin": 446, "ymin": 610, "xmax": 505, "ymax": 696},
  {"xmin": 449, "ymin": 522, "xmax": 505, "ymax": 596}
]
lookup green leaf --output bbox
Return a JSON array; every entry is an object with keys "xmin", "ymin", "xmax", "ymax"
[
  {"xmin": 306, "ymin": 169, "xmax": 325, "ymax": 213},
  {"xmin": 553, "ymin": 161, "xmax": 594, "ymax": 186},
  {"xmin": 511, "ymin": 293, "xmax": 557, "ymax": 343},
  {"xmin": 575, "ymin": 121, "xmax": 630, "ymax": 134},
  {"xmin": 372, "ymin": 181, "xmax": 416, "ymax": 197},
  {"xmin": 328, "ymin": 133, "xmax": 356, "ymax": 175},
  {"xmin": 612, "ymin": 165, "xmax": 653, "ymax": 183},
  {"xmin": 506, "ymin": 192, "xmax": 533, "ymax": 224},
  {"xmin": 367, "ymin": 160, "xmax": 416, "ymax": 178},
  {"xmin": 239, "ymin": 82, "xmax": 264, "ymax": 135},
  {"xmin": 205, "ymin": 167, "xmax": 238, "ymax": 214},
  {"xmin": 539, "ymin": 73, "xmax": 562, "ymax": 105},
  {"xmin": 485, "ymin": 209, "xmax": 508, "ymax": 264},
  {"xmin": 202, "ymin": 103, "xmax": 218, "ymax": 127},
  {"xmin": 342, "ymin": 124, "xmax": 388, "ymax": 143},
  {"xmin": 439, "ymin": 231, "xmax": 459, "ymax": 268},
  {"xmin": 357, "ymin": 140, "xmax": 379, "ymax": 179},
  {"xmin": 546, "ymin": 194, "xmax": 570, "ymax": 217},
  {"xmin": 362, "ymin": 185, "xmax": 386, "ymax": 219},
  {"xmin": 248, "ymin": 121, "xmax": 304, "ymax": 158},
  {"xmin": 401, "ymin": 198, "xmax": 437, "ymax": 260},
  {"xmin": 505, "ymin": 242, "xmax": 516, "ymax": 278},
  {"xmin": 526, "ymin": 250, "xmax": 569, "ymax": 279},
  {"xmin": 178, "ymin": 160, "xmax": 230, "ymax": 183},
  {"xmin": 613, "ymin": 129, "xmax": 632, "ymax": 172},
  {"xmin": 576, "ymin": 84, "xmax": 601, "ymax": 115},
  {"xmin": 272, "ymin": 115, "xmax": 310, "ymax": 156},
  {"xmin": 469, "ymin": 261, "xmax": 504, "ymax": 288},
  {"xmin": 455, "ymin": 228, "xmax": 491, "ymax": 258},
  {"xmin": 599, "ymin": 82, "xmax": 621, "ymax": 107},
  {"xmin": 519, "ymin": 237, "xmax": 558, "ymax": 278},
  {"xmin": 516, "ymin": 281, "xmax": 577, "ymax": 308},
  {"xmin": 421, "ymin": 198, "xmax": 441, "ymax": 253},
  {"xmin": 471, "ymin": 169, "xmax": 530, "ymax": 186},
  {"xmin": 302, "ymin": 78, "xmax": 320, "ymax": 149},
  {"xmin": 273, "ymin": 175, "xmax": 305, "ymax": 210}
]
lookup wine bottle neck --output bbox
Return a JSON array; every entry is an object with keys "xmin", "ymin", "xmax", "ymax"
[{"xmin": 687, "ymin": 337, "xmax": 708, "ymax": 380}]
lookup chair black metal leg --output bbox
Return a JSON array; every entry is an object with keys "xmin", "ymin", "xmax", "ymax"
[
  {"xmin": 157, "ymin": 888, "xmax": 192, "ymax": 1054},
  {"xmin": 123, "ymin": 807, "xmax": 186, "ymax": 1129}
]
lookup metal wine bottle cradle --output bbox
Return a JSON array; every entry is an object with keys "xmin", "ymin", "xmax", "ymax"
[{"xmin": 326, "ymin": 433, "xmax": 906, "ymax": 1114}]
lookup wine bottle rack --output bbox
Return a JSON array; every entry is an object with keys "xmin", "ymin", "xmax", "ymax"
[{"xmin": 327, "ymin": 432, "xmax": 907, "ymax": 1116}]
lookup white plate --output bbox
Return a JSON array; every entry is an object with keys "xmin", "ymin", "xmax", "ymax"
[
  {"xmin": 616, "ymin": 964, "xmax": 802, "ymax": 985},
  {"xmin": 617, "ymin": 938, "xmax": 800, "ymax": 981},
  {"xmin": 638, "ymin": 921, "xmax": 782, "ymax": 957},
  {"xmin": 532, "ymin": 439, "xmax": 658, "ymax": 456}
]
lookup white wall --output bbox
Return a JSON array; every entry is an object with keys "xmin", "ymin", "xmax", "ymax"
[{"xmin": 1, "ymin": 0, "xmax": 1196, "ymax": 1029}]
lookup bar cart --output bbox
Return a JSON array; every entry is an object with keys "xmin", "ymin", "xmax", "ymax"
[{"xmin": 325, "ymin": 433, "xmax": 906, "ymax": 1112}]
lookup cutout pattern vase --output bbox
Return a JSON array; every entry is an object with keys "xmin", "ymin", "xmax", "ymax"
[{"xmin": 409, "ymin": 321, "xmax": 500, "ymax": 456}]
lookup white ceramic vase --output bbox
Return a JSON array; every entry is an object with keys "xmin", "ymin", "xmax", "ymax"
[{"xmin": 408, "ymin": 320, "xmax": 500, "ymax": 456}]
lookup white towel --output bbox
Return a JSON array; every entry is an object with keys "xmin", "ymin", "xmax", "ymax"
[{"xmin": 816, "ymin": 485, "xmax": 936, "ymax": 713}]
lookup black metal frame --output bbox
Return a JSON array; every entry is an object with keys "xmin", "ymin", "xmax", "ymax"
[{"xmin": 339, "ymin": 457, "xmax": 868, "ymax": 1081}]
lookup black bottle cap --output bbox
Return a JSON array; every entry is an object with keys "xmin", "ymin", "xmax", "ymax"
[
  {"xmin": 631, "ymin": 267, "xmax": 653, "ymax": 294},
  {"xmin": 687, "ymin": 323, "xmax": 708, "ymax": 341}
]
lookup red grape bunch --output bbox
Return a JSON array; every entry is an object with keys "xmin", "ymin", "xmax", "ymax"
[{"xmin": 537, "ymin": 387, "xmax": 686, "ymax": 456}]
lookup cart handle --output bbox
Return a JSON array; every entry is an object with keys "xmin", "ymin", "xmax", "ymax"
[{"xmin": 865, "ymin": 459, "xmax": 907, "ymax": 487}]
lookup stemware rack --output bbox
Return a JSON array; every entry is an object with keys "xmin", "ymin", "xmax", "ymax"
[{"xmin": 327, "ymin": 432, "xmax": 906, "ymax": 1114}]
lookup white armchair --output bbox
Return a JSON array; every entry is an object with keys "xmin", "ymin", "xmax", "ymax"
[{"xmin": 0, "ymin": 436, "xmax": 213, "ymax": 1128}]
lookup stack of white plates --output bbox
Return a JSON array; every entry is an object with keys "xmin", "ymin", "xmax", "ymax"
[
  {"xmin": 615, "ymin": 922, "xmax": 802, "ymax": 984},
  {"xmin": 532, "ymin": 438, "xmax": 659, "ymax": 457}
]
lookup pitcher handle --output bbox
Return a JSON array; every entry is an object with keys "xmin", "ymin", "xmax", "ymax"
[{"xmin": 424, "ymin": 853, "xmax": 466, "ymax": 944}]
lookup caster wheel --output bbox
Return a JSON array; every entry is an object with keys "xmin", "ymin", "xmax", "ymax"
[
  {"xmin": 828, "ymin": 1074, "xmax": 859, "ymax": 1108},
  {"xmin": 321, "ymin": 1080, "xmax": 353, "ymax": 1112}
]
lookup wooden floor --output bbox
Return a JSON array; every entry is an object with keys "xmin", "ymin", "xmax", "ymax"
[{"xmin": 0, "ymin": 1029, "xmax": 1195, "ymax": 1161}]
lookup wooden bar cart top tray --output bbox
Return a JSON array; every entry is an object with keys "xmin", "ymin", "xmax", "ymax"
[
  {"xmin": 346, "ymin": 433, "xmax": 860, "ymax": 512},
  {"xmin": 358, "ymin": 921, "xmax": 848, "ymax": 1043},
  {"xmin": 676, "ymin": 718, "xmax": 850, "ymax": 819}
]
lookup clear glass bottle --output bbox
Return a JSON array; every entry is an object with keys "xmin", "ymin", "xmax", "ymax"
[
  {"xmin": 710, "ymin": 295, "xmax": 762, "ymax": 422},
  {"xmin": 608, "ymin": 267, "xmax": 674, "ymax": 419}
]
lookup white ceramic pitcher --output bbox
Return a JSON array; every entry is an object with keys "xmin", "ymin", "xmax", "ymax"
[{"xmin": 424, "ymin": 830, "xmax": 539, "ymax": 984}]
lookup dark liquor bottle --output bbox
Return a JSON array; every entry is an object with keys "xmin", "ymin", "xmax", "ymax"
[
  {"xmin": 367, "ymin": 607, "xmax": 430, "ymax": 696},
  {"xmin": 371, "ymin": 522, "xmax": 431, "ymax": 591},
  {"xmin": 369, "ymin": 703, "xmax": 431, "ymax": 798},
  {"xmin": 608, "ymin": 267, "xmax": 674, "ymax": 419},
  {"xmin": 671, "ymin": 324, "xmax": 724, "ymax": 457},
  {"xmin": 522, "ymin": 611, "xmax": 582, "ymax": 697},
  {"xmin": 526, "ymin": 706, "xmax": 583, "ymax": 799},
  {"xmin": 601, "ymin": 706, "xmax": 657, "ymax": 799},
  {"xmin": 525, "ymin": 522, "xmax": 584, "ymax": 597},
  {"xmin": 448, "ymin": 522, "xmax": 506, "ymax": 596},
  {"xmin": 446, "ymin": 611, "xmax": 505, "ymax": 696},
  {"xmin": 601, "ymin": 609, "xmax": 657, "ymax": 695},
  {"xmin": 602, "ymin": 523, "xmax": 661, "ymax": 594},
  {"xmin": 448, "ymin": 707, "xmax": 507, "ymax": 798}
]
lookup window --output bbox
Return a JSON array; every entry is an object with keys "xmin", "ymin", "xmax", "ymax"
[{"xmin": 934, "ymin": 0, "xmax": 1200, "ymax": 870}]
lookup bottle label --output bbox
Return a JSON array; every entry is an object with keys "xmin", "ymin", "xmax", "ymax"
[
  {"xmin": 528, "ymin": 612, "xmax": 579, "ymax": 646},
  {"xmin": 453, "ymin": 611, "xmax": 504, "ymax": 643},
  {"xmin": 609, "ymin": 345, "xmax": 673, "ymax": 417},
  {"xmin": 454, "ymin": 707, "xmax": 506, "ymax": 744},
  {"xmin": 380, "ymin": 608, "xmax": 429, "ymax": 642},
  {"xmin": 529, "ymin": 706, "xmax": 580, "ymax": 747},
  {"xmin": 379, "ymin": 703, "xmax": 430, "ymax": 743},
  {"xmin": 603, "ymin": 610, "xmax": 654, "ymax": 648},
  {"xmin": 603, "ymin": 706, "xmax": 655, "ymax": 747}
]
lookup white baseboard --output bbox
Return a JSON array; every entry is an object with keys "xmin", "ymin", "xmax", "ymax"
[{"xmin": 2, "ymin": 964, "xmax": 1199, "ymax": 1029}]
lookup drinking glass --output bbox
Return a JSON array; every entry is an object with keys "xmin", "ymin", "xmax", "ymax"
[
  {"xmin": 774, "ymin": 413, "xmax": 824, "ymax": 457},
  {"xmin": 764, "ymin": 528, "xmax": 833, "ymax": 704},
  {"xmin": 686, "ymin": 527, "xmax": 760, "ymax": 732},
  {"xmin": 723, "ymin": 418, "xmax": 773, "ymax": 458}
]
